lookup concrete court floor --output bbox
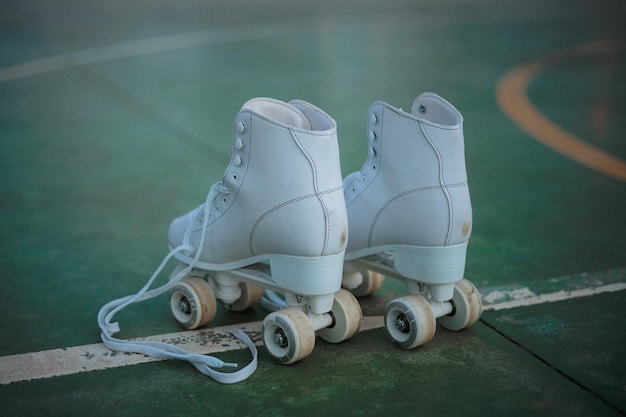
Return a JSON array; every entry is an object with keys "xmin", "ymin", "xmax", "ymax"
[{"xmin": 0, "ymin": 0, "xmax": 625, "ymax": 416}]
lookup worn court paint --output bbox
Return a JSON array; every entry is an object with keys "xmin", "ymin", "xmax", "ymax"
[
  {"xmin": 482, "ymin": 282, "xmax": 626, "ymax": 311},
  {"xmin": 0, "ymin": 316, "xmax": 384, "ymax": 385},
  {"xmin": 482, "ymin": 287, "xmax": 538, "ymax": 304},
  {"xmin": 3, "ymin": 282, "xmax": 625, "ymax": 385},
  {"xmin": 0, "ymin": 321, "xmax": 261, "ymax": 385},
  {"xmin": 496, "ymin": 40, "xmax": 626, "ymax": 182}
]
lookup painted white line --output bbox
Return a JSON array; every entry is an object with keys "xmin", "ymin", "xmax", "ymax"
[
  {"xmin": 0, "ymin": 15, "xmax": 407, "ymax": 83},
  {"xmin": 0, "ymin": 316, "xmax": 383, "ymax": 385},
  {"xmin": 482, "ymin": 282, "xmax": 626, "ymax": 311},
  {"xmin": 0, "ymin": 21, "xmax": 326, "ymax": 83},
  {"xmin": 482, "ymin": 287, "xmax": 538, "ymax": 304},
  {"xmin": 2, "ymin": 282, "xmax": 624, "ymax": 385},
  {"xmin": 0, "ymin": 9, "xmax": 586, "ymax": 84}
]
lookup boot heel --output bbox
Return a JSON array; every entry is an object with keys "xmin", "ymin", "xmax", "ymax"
[
  {"xmin": 393, "ymin": 241, "xmax": 468, "ymax": 285},
  {"xmin": 270, "ymin": 251, "xmax": 345, "ymax": 297}
]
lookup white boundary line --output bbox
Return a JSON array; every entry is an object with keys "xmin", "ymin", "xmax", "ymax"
[
  {"xmin": 0, "ymin": 9, "xmax": 586, "ymax": 84},
  {"xmin": 0, "ymin": 21, "xmax": 323, "ymax": 83},
  {"xmin": 1, "ymin": 282, "xmax": 624, "ymax": 385},
  {"xmin": 0, "ymin": 316, "xmax": 383, "ymax": 385},
  {"xmin": 482, "ymin": 282, "xmax": 626, "ymax": 311}
]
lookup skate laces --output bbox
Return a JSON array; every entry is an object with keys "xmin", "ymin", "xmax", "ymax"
[
  {"xmin": 184, "ymin": 183, "xmax": 231, "ymax": 230},
  {"xmin": 97, "ymin": 182, "xmax": 258, "ymax": 384},
  {"xmin": 260, "ymin": 289, "xmax": 288, "ymax": 311}
]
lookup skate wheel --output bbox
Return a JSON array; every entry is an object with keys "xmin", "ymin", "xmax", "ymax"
[
  {"xmin": 346, "ymin": 269, "xmax": 386, "ymax": 298},
  {"xmin": 229, "ymin": 283, "xmax": 264, "ymax": 312},
  {"xmin": 437, "ymin": 279, "xmax": 482, "ymax": 331},
  {"xmin": 318, "ymin": 289, "xmax": 363, "ymax": 344},
  {"xmin": 262, "ymin": 307, "xmax": 315, "ymax": 365},
  {"xmin": 169, "ymin": 278, "xmax": 217, "ymax": 330},
  {"xmin": 384, "ymin": 295, "xmax": 436, "ymax": 349}
]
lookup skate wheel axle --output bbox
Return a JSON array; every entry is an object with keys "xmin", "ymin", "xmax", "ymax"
[
  {"xmin": 178, "ymin": 298, "xmax": 191, "ymax": 314},
  {"xmin": 395, "ymin": 314, "xmax": 410, "ymax": 333},
  {"xmin": 272, "ymin": 329, "xmax": 288, "ymax": 348}
]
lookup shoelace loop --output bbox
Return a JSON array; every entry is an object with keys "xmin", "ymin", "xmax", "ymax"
[{"xmin": 97, "ymin": 181, "xmax": 257, "ymax": 384}]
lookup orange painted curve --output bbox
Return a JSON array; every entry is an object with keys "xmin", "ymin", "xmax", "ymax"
[{"xmin": 496, "ymin": 40, "xmax": 626, "ymax": 182}]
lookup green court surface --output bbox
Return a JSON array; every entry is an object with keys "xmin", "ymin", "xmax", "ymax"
[{"xmin": 1, "ymin": 0, "xmax": 625, "ymax": 416}]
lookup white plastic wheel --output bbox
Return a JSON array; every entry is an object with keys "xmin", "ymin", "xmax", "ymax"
[
  {"xmin": 348, "ymin": 270, "xmax": 386, "ymax": 298},
  {"xmin": 437, "ymin": 279, "xmax": 482, "ymax": 331},
  {"xmin": 384, "ymin": 294, "xmax": 436, "ymax": 349},
  {"xmin": 169, "ymin": 278, "xmax": 217, "ymax": 330},
  {"xmin": 318, "ymin": 289, "xmax": 363, "ymax": 344},
  {"xmin": 229, "ymin": 282, "xmax": 264, "ymax": 312},
  {"xmin": 262, "ymin": 307, "xmax": 315, "ymax": 364}
]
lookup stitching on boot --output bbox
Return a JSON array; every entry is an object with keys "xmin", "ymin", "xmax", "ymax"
[
  {"xmin": 367, "ymin": 182, "xmax": 467, "ymax": 247},
  {"xmin": 248, "ymin": 186, "xmax": 343, "ymax": 256},
  {"xmin": 288, "ymin": 128, "xmax": 331, "ymax": 256},
  {"xmin": 420, "ymin": 123, "xmax": 454, "ymax": 246}
]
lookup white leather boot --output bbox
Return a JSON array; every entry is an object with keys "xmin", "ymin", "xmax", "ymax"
[
  {"xmin": 99, "ymin": 98, "xmax": 361, "ymax": 383},
  {"xmin": 342, "ymin": 93, "xmax": 481, "ymax": 349},
  {"xmin": 166, "ymin": 98, "xmax": 361, "ymax": 363},
  {"xmin": 168, "ymin": 97, "xmax": 348, "ymax": 298}
]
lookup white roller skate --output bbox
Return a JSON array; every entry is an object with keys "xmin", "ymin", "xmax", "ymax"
[
  {"xmin": 99, "ymin": 98, "xmax": 361, "ymax": 384},
  {"xmin": 341, "ymin": 93, "xmax": 482, "ymax": 349},
  {"xmin": 167, "ymin": 97, "xmax": 362, "ymax": 360}
]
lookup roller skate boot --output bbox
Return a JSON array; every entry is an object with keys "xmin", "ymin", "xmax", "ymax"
[
  {"xmin": 341, "ymin": 93, "xmax": 482, "ymax": 349},
  {"xmin": 98, "ymin": 98, "xmax": 361, "ymax": 384},
  {"xmin": 167, "ymin": 98, "xmax": 361, "ymax": 359}
]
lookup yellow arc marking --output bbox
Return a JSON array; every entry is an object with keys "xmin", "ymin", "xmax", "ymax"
[{"xmin": 496, "ymin": 40, "xmax": 626, "ymax": 182}]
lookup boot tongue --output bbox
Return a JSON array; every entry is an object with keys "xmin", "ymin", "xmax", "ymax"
[{"xmin": 242, "ymin": 98, "xmax": 312, "ymax": 130}]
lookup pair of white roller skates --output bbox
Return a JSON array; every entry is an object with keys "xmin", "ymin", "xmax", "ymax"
[{"xmin": 98, "ymin": 94, "xmax": 481, "ymax": 383}]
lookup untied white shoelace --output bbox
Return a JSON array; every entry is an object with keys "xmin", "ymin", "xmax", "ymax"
[{"xmin": 97, "ymin": 182, "xmax": 258, "ymax": 384}]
